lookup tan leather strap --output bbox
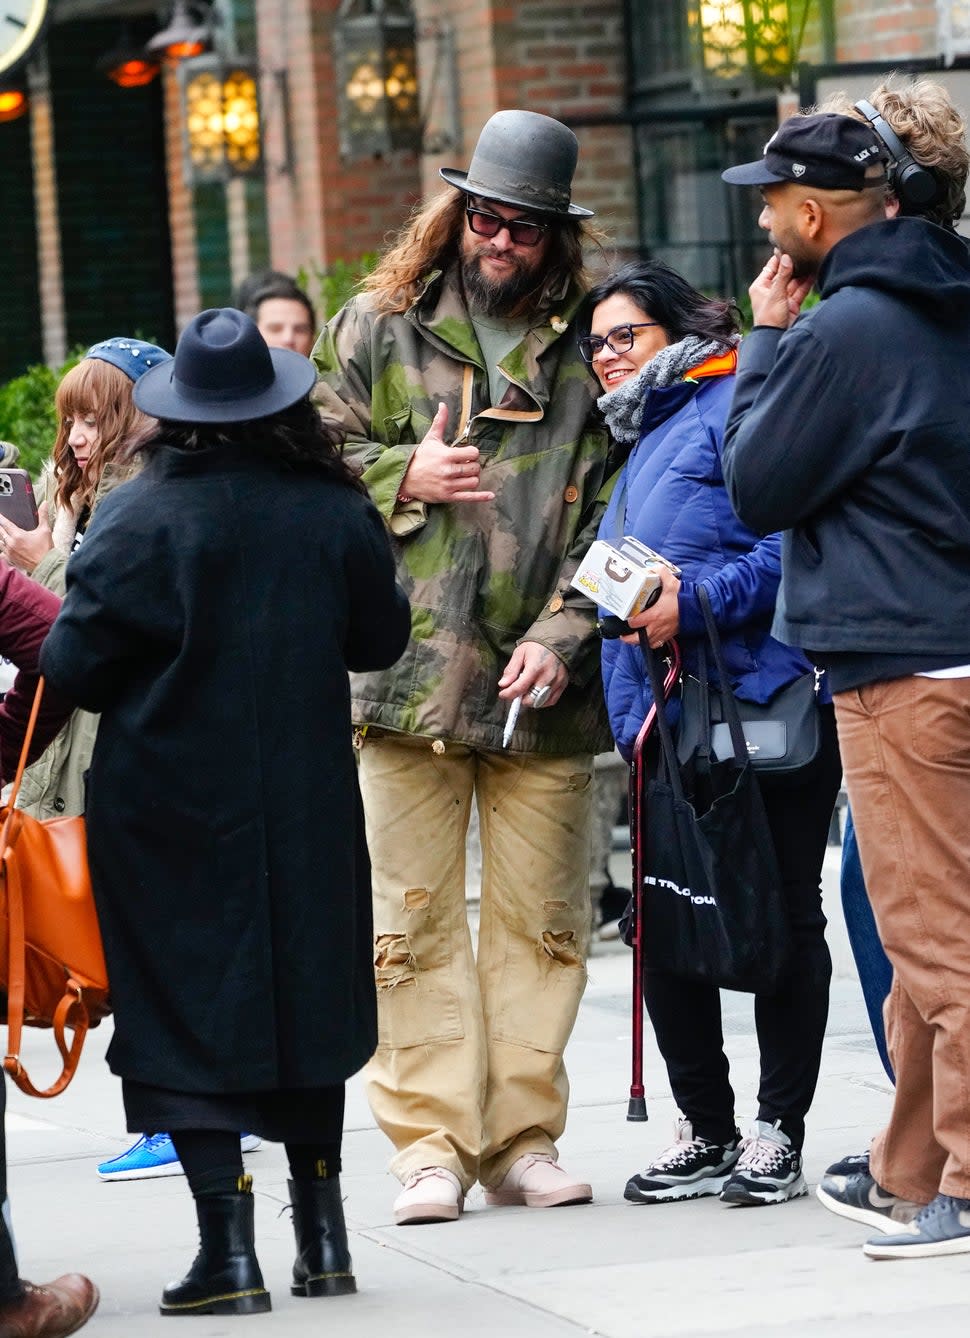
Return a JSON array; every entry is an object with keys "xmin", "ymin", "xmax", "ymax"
[
  {"xmin": 2, "ymin": 678, "xmax": 89, "ymax": 1098},
  {"xmin": 6, "ymin": 677, "xmax": 43, "ymax": 811},
  {"xmin": 3, "ymin": 986, "xmax": 90, "ymax": 1100}
]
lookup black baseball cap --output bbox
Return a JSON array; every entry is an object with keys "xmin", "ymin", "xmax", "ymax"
[{"xmin": 722, "ymin": 113, "xmax": 888, "ymax": 192}]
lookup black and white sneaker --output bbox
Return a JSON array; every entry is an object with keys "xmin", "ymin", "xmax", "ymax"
[
  {"xmin": 824, "ymin": 1149, "xmax": 870, "ymax": 1178},
  {"xmin": 624, "ymin": 1118, "xmax": 741, "ymax": 1204},
  {"xmin": 720, "ymin": 1119, "xmax": 807, "ymax": 1206},
  {"xmin": 816, "ymin": 1170, "xmax": 924, "ymax": 1234}
]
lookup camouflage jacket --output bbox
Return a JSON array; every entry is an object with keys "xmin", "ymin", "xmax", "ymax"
[{"xmin": 313, "ymin": 264, "xmax": 615, "ymax": 756}]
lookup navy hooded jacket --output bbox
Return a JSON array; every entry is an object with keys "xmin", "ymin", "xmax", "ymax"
[{"xmin": 723, "ymin": 217, "xmax": 970, "ymax": 690}]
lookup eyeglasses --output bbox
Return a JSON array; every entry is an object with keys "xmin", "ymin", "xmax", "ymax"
[
  {"xmin": 465, "ymin": 206, "xmax": 548, "ymax": 248},
  {"xmin": 578, "ymin": 322, "xmax": 660, "ymax": 363}
]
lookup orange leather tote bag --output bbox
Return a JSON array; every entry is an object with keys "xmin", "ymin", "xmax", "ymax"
[{"xmin": 0, "ymin": 679, "xmax": 110, "ymax": 1098}]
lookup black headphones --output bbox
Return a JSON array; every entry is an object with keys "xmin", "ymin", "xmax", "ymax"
[{"xmin": 854, "ymin": 99, "xmax": 940, "ymax": 211}]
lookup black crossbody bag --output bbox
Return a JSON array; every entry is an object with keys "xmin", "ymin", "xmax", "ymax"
[{"xmin": 676, "ymin": 590, "xmax": 821, "ymax": 778}]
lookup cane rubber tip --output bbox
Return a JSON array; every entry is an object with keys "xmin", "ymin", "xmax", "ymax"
[{"xmin": 626, "ymin": 1097, "xmax": 648, "ymax": 1122}]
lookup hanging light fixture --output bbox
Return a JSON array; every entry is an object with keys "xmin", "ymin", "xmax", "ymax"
[
  {"xmin": 333, "ymin": 0, "xmax": 420, "ymax": 160},
  {"xmin": 0, "ymin": 85, "xmax": 28, "ymax": 123},
  {"xmin": 179, "ymin": 54, "xmax": 262, "ymax": 184},
  {"xmin": 96, "ymin": 25, "xmax": 160, "ymax": 88},
  {"xmin": 146, "ymin": 0, "xmax": 214, "ymax": 64},
  {"xmin": 691, "ymin": 1, "xmax": 791, "ymax": 84}
]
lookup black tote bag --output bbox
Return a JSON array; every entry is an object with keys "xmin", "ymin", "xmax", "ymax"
[{"xmin": 638, "ymin": 600, "xmax": 790, "ymax": 993}]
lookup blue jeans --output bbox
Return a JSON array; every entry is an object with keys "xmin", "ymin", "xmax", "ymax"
[{"xmin": 841, "ymin": 807, "xmax": 894, "ymax": 1083}]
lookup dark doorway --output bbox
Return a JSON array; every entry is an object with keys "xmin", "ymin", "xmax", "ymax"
[
  {"xmin": 633, "ymin": 111, "xmax": 777, "ymax": 303},
  {"xmin": 50, "ymin": 17, "xmax": 175, "ymax": 357}
]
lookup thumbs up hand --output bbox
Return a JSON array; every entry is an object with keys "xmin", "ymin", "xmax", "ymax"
[{"xmin": 397, "ymin": 402, "xmax": 495, "ymax": 504}]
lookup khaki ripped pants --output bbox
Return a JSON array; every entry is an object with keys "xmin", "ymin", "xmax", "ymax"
[{"xmin": 357, "ymin": 731, "xmax": 593, "ymax": 1192}]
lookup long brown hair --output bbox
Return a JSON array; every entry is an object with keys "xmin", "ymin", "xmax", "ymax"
[
  {"xmin": 362, "ymin": 188, "xmax": 599, "ymax": 316},
  {"xmin": 53, "ymin": 360, "xmax": 156, "ymax": 516}
]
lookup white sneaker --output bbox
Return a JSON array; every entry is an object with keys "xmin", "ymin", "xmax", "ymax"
[
  {"xmin": 485, "ymin": 1154, "xmax": 592, "ymax": 1208},
  {"xmin": 393, "ymin": 1167, "xmax": 464, "ymax": 1225}
]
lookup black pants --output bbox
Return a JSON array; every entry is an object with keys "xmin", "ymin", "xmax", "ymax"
[
  {"xmin": 643, "ymin": 705, "xmax": 841, "ymax": 1151},
  {"xmin": 170, "ymin": 1086, "xmax": 346, "ymax": 1198}
]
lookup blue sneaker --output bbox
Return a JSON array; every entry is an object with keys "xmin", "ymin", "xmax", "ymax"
[
  {"xmin": 97, "ymin": 1132, "xmax": 262, "ymax": 1181},
  {"xmin": 863, "ymin": 1193, "xmax": 970, "ymax": 1259}
]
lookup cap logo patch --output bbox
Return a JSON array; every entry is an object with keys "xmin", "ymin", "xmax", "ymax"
[{"xmin": 791, "ymin": 162, "xmax": 806, "ymax": 177}]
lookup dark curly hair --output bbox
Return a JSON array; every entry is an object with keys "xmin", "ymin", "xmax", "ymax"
[
  {"xmin": 583, "ymin": 260, "xmax": 740, "ymax": 347},
  {"xmin": 138, "ymin": 396, "xmax": 365, "ymax": 493}
]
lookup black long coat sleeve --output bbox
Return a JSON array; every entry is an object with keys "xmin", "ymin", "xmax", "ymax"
[{"xmin": 41, "ymin": 443, "xmax": 410, "ymax": 1093}]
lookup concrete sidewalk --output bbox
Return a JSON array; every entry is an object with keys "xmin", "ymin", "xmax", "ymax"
[{"xmin": 6, "ymin": 936, "xmax": 962, "ymax": 1338}]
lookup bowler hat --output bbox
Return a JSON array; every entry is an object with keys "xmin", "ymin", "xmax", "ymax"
[
  {"xmin": 133, "ymin": 308, "xmax": 317, "ymax": 424},
  {"xmin": 440, "ymin": 110, "xmax": 593, "ymax": 218},
  {"xmin": 722, "ymin": 113, "xmax": 887, "ymax": 192}
]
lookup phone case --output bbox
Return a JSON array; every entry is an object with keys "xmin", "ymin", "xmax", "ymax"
[{"xmin": 0, "ymin": 469, "xmax": 39, "ymax": 532}]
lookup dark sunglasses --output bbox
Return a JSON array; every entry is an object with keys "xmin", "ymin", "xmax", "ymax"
[
  {"xmin": 578, "ymin": 322, "xmax": 660, "ymax": 363},
  {"xmin": 465, "ymin": 206, "xmax": 548, "ymax": 248}
]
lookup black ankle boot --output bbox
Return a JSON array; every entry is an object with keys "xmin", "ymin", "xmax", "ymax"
[
  {"xmin": 289, "ymin": 1176, "xmax": 357, "ymax": 1297},
  {"xmin": 160, "ymin": 1182, "xmax": 272, "ymax": 1316}
]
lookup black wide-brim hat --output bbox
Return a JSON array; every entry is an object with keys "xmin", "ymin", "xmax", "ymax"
[
  {"xmin": 133, "ymin": 308, "xmax": 317, "ymax": 424},
  {"xmin": 440, "ymin": 109, "xmax": 594, "ymax": 219}
]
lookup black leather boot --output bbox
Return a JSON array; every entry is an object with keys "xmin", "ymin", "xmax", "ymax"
[
  {"xmin": 160, "ymin": 1181, "xmax": 272, "ymax": 1316},
  {"xmin": 289, "ymin": 1176, "xmax": 357, "ymax": 1297}
]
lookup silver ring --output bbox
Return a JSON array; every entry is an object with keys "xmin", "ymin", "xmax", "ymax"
[{"xmin": 529, "ymin": 684, "xmax": 550, "ymax": 707}]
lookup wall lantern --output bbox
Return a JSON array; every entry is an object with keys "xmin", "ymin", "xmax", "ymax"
[
  {"xmin": 690, "ymin": 1, "xmax": 792, "ymax": 84},
  {"xmin": 333, "ymin": 0, "xmax": 421, "ymax": 160},
  {"xmin": 178, "ymin": 54, "xmax": 261, "ymax": 184},
  {"xmin": 146, "ymin": 0, "xmax": 214, "ymax": 64},
  {"xmin": 96, "ymin": 26, "xmax": 160, "ymax": 88},
  {"xmin": 0, "ymin": 86, "xmax": 28, "ymax": 123}
]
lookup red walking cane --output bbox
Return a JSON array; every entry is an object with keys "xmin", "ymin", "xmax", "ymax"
[{"xmin": 627, "ymin": 635, "xmax": 681, "ymax": 1121}]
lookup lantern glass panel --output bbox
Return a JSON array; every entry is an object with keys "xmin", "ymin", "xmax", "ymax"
[{"xmin": 181, "ymin": 59, "xmax": 262, "ymax": 183}]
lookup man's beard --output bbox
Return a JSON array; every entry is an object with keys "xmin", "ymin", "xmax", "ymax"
[
  {"xmin": 461, "ymin": 249, "xmax": 542, "ymax": 317},
  {"xmin": 769, "ymin": 233, "xmax": 817, "ymax": 282}
]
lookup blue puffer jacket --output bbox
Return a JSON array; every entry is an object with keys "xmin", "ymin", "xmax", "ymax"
[{"xmin": 599, "ymin": 362, "xmax": 814, "ymax": 759}]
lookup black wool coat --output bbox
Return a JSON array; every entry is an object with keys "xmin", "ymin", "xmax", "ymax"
[{"xmin": 41, "ymin": 442, "xmax": 411, "ymax": 1094}]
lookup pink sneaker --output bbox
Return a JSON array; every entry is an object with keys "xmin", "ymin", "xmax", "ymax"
[
  {"xmin": 485, "ymin": 1154, "xmax": 593, "ymax": 1208},
  {"xmin": 393, "ymin": 1167, "xmax": 464, "ymax": 1225}
]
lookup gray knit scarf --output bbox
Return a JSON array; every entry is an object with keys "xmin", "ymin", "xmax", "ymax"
[{"xmin": 597, "ymin": 334, "xmax": 736, "ymax": 445}]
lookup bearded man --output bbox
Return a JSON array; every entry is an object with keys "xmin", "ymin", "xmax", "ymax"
[{"xmin": 313, "ymin": 110, "xmax": 612, "ymax": 1225}]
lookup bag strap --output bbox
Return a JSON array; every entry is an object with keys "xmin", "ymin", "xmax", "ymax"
[
  {"xmin": 1, "ymin": 678, "xmax": 92, "ymax": 1099},
  {"xmin": 641, "ymin": 631, "xmax": 686, "ymax": 802},
  {"xmin": 6, "ymin": 677, "xmax": 43, "ymax": 812},
  {"xmin": 696, "ymin": 586, "xmax": 749, "ymax": 766}
]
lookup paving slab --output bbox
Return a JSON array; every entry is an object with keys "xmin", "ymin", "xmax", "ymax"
[{"xmin": 6, "ymin": 937, "xmax": 960, "ymax": 1338}]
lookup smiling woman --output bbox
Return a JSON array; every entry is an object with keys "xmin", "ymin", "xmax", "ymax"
[{"xmin": 585, "ymin": 257, "xmax": 843, "ymax": 1214}]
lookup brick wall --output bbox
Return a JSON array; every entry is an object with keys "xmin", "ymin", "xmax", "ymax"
[
  {"xmin": 27, "ymin": 54, "xmax": 66, "ymax": 368},
  {"xmin": 162, "ymin": 64, "xmax": 201, "ymax": 332},
  {"xmin": 834, "ymin": 0, "xmax": 940, "ymax": 62},
  {"xmin": 258, "ymin": 0, "xmax": 421, "ymax": 279},
  {"xmin": 413, "ymin": 0, "xmax": 636, "ymax": 258}
]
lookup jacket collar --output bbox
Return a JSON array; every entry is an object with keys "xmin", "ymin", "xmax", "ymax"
[{"xmin": 684, "ymin": 347, "xmax": 738, "ymax": 381}]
